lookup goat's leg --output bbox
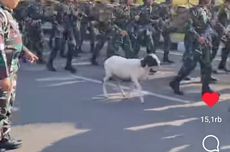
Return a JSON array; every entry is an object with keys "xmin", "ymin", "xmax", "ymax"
[
  {"xmin": 127, "ymin": 83, "xmax": 136, "ymax": 97},
  {"xmin": 116, "ymin": 80, "xmax": 126, "ymax": 97},
  {"xmin": 133, "ymin": 79, "xmax": 144, "ymax": 104},
  {"xmin": 103, "ymin": 76, "xmax": 110, "ymax": 98}
]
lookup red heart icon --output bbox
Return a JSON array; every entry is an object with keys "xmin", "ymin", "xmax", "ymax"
[{"xmin": 202, "ymin": 92, "xmax": 220, "ymax": 108}]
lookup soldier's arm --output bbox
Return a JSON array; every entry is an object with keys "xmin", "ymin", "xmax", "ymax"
[
  {"xmin": 186, "ymin": 19, "xmax": 200, "ymax": 40},
  {"xmin": 112, "ymin": 24, "xmax": 123, "ymax": 33},
  {"xmin": 217, "ymin": 8, "xmax": 227, "ymax": 32},
  {"xmin": 186, "ymin": 8, "xmax": 202, "ymax": 40},
  {"xmin": 0, "ymin": 14, "xmax": 9, "ymax": 80},
  {"xmin": 111, "ymin": 9, "xmax": 124, "ymax": 34},
  {"xmin": 218, "ymin": 8, "xmax": 226, "ymax": 26}
]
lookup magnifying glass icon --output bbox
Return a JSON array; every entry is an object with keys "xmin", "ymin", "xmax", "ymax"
[{"xmin": 202, "ymin": 135, "xmax": 220, "ymax": 152}]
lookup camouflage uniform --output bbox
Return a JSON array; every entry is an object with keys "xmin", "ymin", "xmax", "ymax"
[
  {"xmin": 152, "ymin": 2, "xmax": 174, "ymax": 63},
  {"xmin": 213, "ymin": 3, "xmax": 230, "ymax": 71},
  {"xmin": 133, "ymin": 2, "xmax": 156, "ymax": 56},
  {"xmin": 0, "ymin": 5, "xmax": 24, "ymax": 149},
  {"xmin": 91, "ymin": 21, "xmax": 113, "ymax": 65},
  {"xmin": 107, "ymin": 4, "xmax": 134, "ymax": 58},
  {"xmin": 47, "ymin": 2, "xmax": 77, "ymax": 73},
  {"xmin": 77, "ymin": 1, "xmax": 97, "ymax": 53},
  {"xmin": 26, "ymin": 1, "xmax": 45, "ymax": 64},
  {"xmin": 90, "ymin": 3, "xmax": 116, "ymax": 65},
  {"xmin": 170, "ymin": 4, "xmax": 214, "ymax": 95}
]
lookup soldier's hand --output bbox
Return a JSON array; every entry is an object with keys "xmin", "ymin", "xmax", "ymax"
[
  {"xmin": 23, "ymin": 51, "xmax": 39, "ymax": 64},
  {"xmin": 0, "ymin": 78, "xmax": 11, "ymax": 91},
  {"xmin": 120, "ymin": 30, "xmax": 128, "ymax": 37},
  {"xmin": 198, "ymin": 36, "xmax": 206, "ymax": 45}
]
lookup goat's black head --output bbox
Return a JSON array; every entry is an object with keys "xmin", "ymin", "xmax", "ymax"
[{"xmin": 141, "ymin": 54, "xmax": 160, "ymax": 68}]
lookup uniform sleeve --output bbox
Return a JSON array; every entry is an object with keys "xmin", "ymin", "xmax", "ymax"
[
  {"xmin": 111, "ymin": 8, "xmax": 123, "ymax": 33},
  {"xmin": 217, "ymin": 8, "xmax": 227, "ymax": 27},
  {"xmin": 186, "ymin": 8, "xmax": 201, "ymax": 40},
  {"xmin": 186, "ymin": 19, "xmax": 200, "ymax": 40},
  {"xmin": 0, "ymin": 14, "xmax": 8, "ymax": 80}
]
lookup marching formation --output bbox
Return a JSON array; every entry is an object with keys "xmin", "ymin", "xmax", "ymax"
[
  {"xmin": 15, "ymin": 0, "xmax": 230, "ymax": 95},
  {"xmin": 0, "ymin": 0, "xmax": 229, "ymax": 151}
]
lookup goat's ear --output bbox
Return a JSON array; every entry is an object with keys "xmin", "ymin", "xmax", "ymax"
[{"xmin": 140, "ymin": 59, "xmax": 146, "ymax": 67}]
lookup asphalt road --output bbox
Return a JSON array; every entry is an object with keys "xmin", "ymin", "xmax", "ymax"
[{"xmin": 8, "ymin": 43, "xmax": 230, "ymax": 152}]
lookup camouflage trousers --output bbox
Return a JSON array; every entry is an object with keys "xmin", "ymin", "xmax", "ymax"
[
  {"xmin": 132, "ymin": 25, "xmax": 155, "ymax": 56},
  {"xmin": 0, "ymin": 72, "xmax": 17, "ymax": 139},
  {"xmin": 107, "ymin": 33, "xmax": 134, "ymax": 58},
  {"xmin": 176, "ymin": 37, "xmax": 212, "ymax": 93},
  {"xmin": 78, "ymin": 22, "xmax": 96, "ymax": 53}
]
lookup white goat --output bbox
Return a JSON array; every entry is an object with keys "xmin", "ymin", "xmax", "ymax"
[{"xmin": 103, "ymin": 54, "xmax": 160, "ymax": 103}]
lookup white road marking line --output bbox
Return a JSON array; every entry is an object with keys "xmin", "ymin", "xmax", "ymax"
[
  {"xmin": 70, "ymin": 74, "xmax": 192, "ymax": 103},
  {"xmin": 36, "ymin": 76, "xmax": 78, "ymax": 82},
  {"xmin": 181, "ymin": 77, "xmax": 200, "ymax": 84},
  {"xmin": 42, "ymin": 80, "xmax": 85, "ymax": 87},
  {"xmin": 144, "ymin": 93, "xmax": 230, "ymax": 112},
  {"xmin": 92, "ymin": 91, "xmax": 149, "ymax": 102},
  {"xmin": 72, "ymin": 61, "xmax": 91, "ymax": 66},
  {"xmin": 221, "ymin": 145, "xmax": 230, "ymax": 150},
  {"xmin": 125, "ymin": 118, "xmax": 198, "ymax": 131},
  {"xmin": 168, "ymin": 145, "xmax": 190, "ymax": 152},
  {"xmin": 162, "ymin": 134, "xmax": 184, "ymax": 140}
]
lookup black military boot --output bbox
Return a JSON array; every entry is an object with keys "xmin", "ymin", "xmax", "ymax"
[
  {"xmin": 0, "ymin": 133, "xmax": 22, "ymax": 150},
  {"xmin": 91, "ymin": 53, "xmax": 99, "ymax": 65},
  {"xmin": 46, "ymin": 61, "xmax": 56, "ymax": 72},
  {"xmin": 169, "ymin": 79, "xmax": 184, "ymax": 95},
  {"xmin": 201, "ymin": 77, "xmax": 214, "ymax": 95},
  {"xmin": 65, "ymin": 65, "xmax": 77, "ymax": 73},
  {"xmin": 218, "ymin": 64, "xmax": 230, "ymax": 72},
  {"xmin": 90, "ymin": 43, "xmax": 95, "ymax": 53},
  {"xmin": 77, "ymin": 46, "xmax": 83, "ymax": 53},
  {"xmin": 163, "ymin": 53, "xmax": 174, "ymax": 64},
  {"xmin": 218, "ymin": 57, "xmax": 230, "ymax": 72},
  {"xmin": 183, "ymin": 76, "xmax": 191, "ymax": 81}
]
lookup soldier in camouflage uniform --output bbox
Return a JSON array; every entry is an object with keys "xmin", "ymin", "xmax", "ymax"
[
  {"xmin": 106, "ymin": 0, "xmax": 135, "ymax": 58},
  {"xmin": 71, "ymin": 1, "xmax": 84, "ymax": 56},
  {"xmin": 47, "ymin": 0, "xmax": 77, "ymax": 73},
  {"xmin": 0, "ymin": 0, "xmax": 38, "ymax": 150},
  {"xmin": 152, "ymin": 2, "xmax": 174, "ymax": 63},
  {"xmin": 26, "ymin": 0, "xmax": 46, "ymax": 64},
  {"xmin": 91, "ymin": 20, "xmax": 113, "ymax": 65},
  {"xmin": 169, "ymin": 0, "xmax": 215, "ymax": 95},
  {"xmin": 49, "ymin": 0, "xmax": 70, "ymax": 57},
  {"xmin": 63, "ymin": 0, "xmax": 77, "ymax": 73},
  {"xmin": 77, "ymin": 0, "xmax": 97, "ymax": 54},
  {"xmin": 133, "ymin": 0, "xmax": 157, "ymax": 56},
  {"xmin": 90, "ymin": 2, "xmax": 115, "ymax": 65},
  {"xmin": 213, "ymin": 0, "xmax": 230, "ymax": 72}
]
